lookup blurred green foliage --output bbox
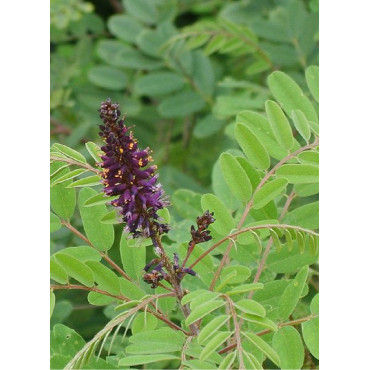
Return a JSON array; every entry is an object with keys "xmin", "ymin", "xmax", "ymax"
[{"xmin": 51, "ymin": 0, "xmax": 318, "ymax": 191}]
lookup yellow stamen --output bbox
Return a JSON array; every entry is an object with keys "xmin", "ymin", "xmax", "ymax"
[{"xmin": 119, "ymin": 148, "xmax": 124, "ymax": 153}]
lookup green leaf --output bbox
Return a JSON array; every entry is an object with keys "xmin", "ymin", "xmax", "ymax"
[
  {"xmin": 226, "ymin": 283, "xmax": 264, "ymax": 295},
  {"xmin": 118, "ymin": 354, "xmax": 179, "ymax": 366},
  {"xmin": 220, "ymin": 153, "xmax": 252, "ymax": 201},
  {"xmin": 123, "ymin": 0, "xmax": 158, "ymax": 25},
  {"xmin": 50, "ymin": 162, "xmax": 76, "ymax": 219},
  {"xmin": 201, "ymin": 193, "xmax": 235, "ymax": 235},
  {"xmin": 243, "ymin": 351, "xmax": 263, "ymax": 370},
  {"xmin": 100, "ymin": 210, "xmax": 121, "ymax": 224},
  {"xmin": 50, "ymin": 259, "xmax": 68, "ymax": 284},
  {"xmin": 253, "ymin": 178, "xmax": 288, "ymax": 210},
  {"xmin": 278, "ymin": 265, "xmax": 309, "ymax": 320},
  {"xmin": 235, "ymin": 123, "xmax": 270, "ymax": 170},
  {"xmin": 204, "ymin": 34, "xmax": 226, "ymax": 55},
  {"xmin": 131, "ymin": 312, "xmax": 158, "ymax": 335},
  {"xmin": 134, "ymin": 72, "xmax": 185, "ymax": 96},
  {"xmin": 190, "ymin": 291, "xmax": 220, "ymax": 310},
  {"xmin": 185, "ymin": 300, "xmax": 225, "ymax": 326},
  {"xmin": 302, "ymin": 317, "xmax": 319, "ymax": 359},
  {"xmin": 311, "ymin": 293, "xmax": 319, "ymax": 315},
  {"xmin": 194, "ymin": 114, "xmax": 225, "ymax": 138},
  {"xmin": 50, "ymin": 290, "xmax": 55, "ymax": 318},
  {"xmin": 220, "ymin": 265, "xmax": 251, "ymax": 284},
  {"xmin": 283, "ymin": 201, "xmax": 319, "ymax": 229},
  {"xmin": 54, "ymin": 253, "xmax": 94, "ymax": 287},
  {"xmin": 84, "ymin": 192, "xmax": 116, "ymax": 207},
  {"xmin": 107, "ymin": 14, "xmax": 142, "ymax": 43},
  {"xmin": 172, "ymin": 189, "xmax": 202, "ymax": 220},
  {"xmin": 126, "ymin": 341, "xmax": 181, "ymax": 355},
  {"xmin": 294, "ymin": 183, "xmax": 319, "ymax": 197},
  {"xmin": 87, "ymin": 291, "xmax": 115, "ymax": 306},
  {"xmin": 237, "ymin": 111, "xmax": 290, "ymax": 161},
  {"xmin": 129, "ymin": 328, "xmax": 185, "ymax": 352},
  {"xmin": 305, "ymin": 65, "xmax": 319, "ymax": 102},
  {"xmin": 119, "ymin": 278, "xmax": 146, "ymax": 300},
  {"xmin": 53, "ymin": 143, "xmax": 87, "ymax": 164},
  {"xmin": 276, "ymin": 164, "xmax": 319, "ymax": 184},
  {"xmin": 297, "ymin": 231, "xmax": 306, "ymax": 254},
  {"xmin": 269, "ymin": 229, "xmax": 281, "ymax": 253},
  {"xmin": 88, "ymin": 66, "xmax": 127, "ymax": 90},
  {"xmin": 298, "ymin": 151, "xmax": 319, "ymax": 165},
  {"xmin": 157, "ymin": 208, "xmax": 170, "ymax": 224},
  {"xmin": 181, "ymin": 290, "xmax": 211, "ymax": 305},
  {"xmin": 97, "ymin": 39, "xmax": 163, "ymax": 70},
  {"xmin": 85, "ymin": 260, "xmax": 120, "ymax": 295},
  {"xmin": 50, "ymin": 163, "xmax": 69, "ymax": 179},
  {"xmin": 200, "ymin": 331, "xmax": 232, "ymax": 362},
  {"xmin": 158, "ymin": 90, "xmax": 205, "ymax": 118},
  {"xmin": 234, "ymin": 299, "xmax": 266, "ymax": 317},
  {"xmin": 192, "ymin": 51, "xmax": 215, "ymax": 97},
  {"xmin": 241, "ymin": 314, "xmax": 278, "ymax": 332},
  {"xmin": 78, "ymin": 188, "xmax": 115, "ymax": 251},
  {"xmin": 292, "ymin": 110, "xmax": 311, "ymax": 142},
  {"xmin": 285, "ymin": 229, "xmax": 294, "ymax": 251},
  {"xmin": 50, "ymin": 324, "xmax": 85, "ymax": 368},
  {"xmin": 50, "ymin": 213, "xmax": 61, "ymax": 233},
  {"xmin": 120, "ymin": 233, "xmax": 146, "ymax": 281},
  {"xmin": 185, "ymin": 34, "xmax": 210, "ymax": 49},
  {"xmin": 85, "ymin": 142, "xmax": 102, "ymax": 163},
  {"xmin": 197, "ymin": 315, "xmax": 230, "ymax": 345},
  {"xmin": 67, "ymin": 175, "xmax": 102, "ymax": 187},
  {"xmin": 265, "ymin": 100, "xmax": 294, "ymax": 151},
  {"xmin": 242, "ymin": 332, "xmax": 280, "ymax": 367},
  {"xmin": 273, "ymin": 326, "xmax": 304, "ymax": 370},
  {"xmin": 55, "ymin": 246, "xmax": 101, "ymax": 262},
  {"xmin": 236, "ymin": 156, "xmax": 261, "ymax": 190},
  {"xmin": 51, "ymin": 169, "xmax": 87, "ymax": 186},
  {"xmin": 268, "ymin": 71, "xmax": 318, "ymax": 123},
  {"xmin": 218, "ymin": 352, "xmax": 236, "ymax": 369},
  {"xmin": 212, "ymin": 160, "xmax": 241, "ymax": 212}
]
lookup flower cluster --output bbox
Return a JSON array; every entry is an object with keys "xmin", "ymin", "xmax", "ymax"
[
  {"xmin": 98, "ymin": 98, "xmax": 169, "ymax": 238},
  {"xmin": 189, "ymin": 210, "xmax": 215, "ymax": 246},
  {"xmin": 143, "ymin": 254, "xmax": 196, "ymax": 288}
]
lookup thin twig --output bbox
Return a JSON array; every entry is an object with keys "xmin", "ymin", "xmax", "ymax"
[
  {"xmin": 61, "ymin": 219, "xmax": 132, "ymax": 281},
  {"xmin": 223, "ymin": 294, "xmax": 245, "ymax": 369},
  {"xmin": 50, "ymin": 155, "xmax": 101, "ymax": 174},
  {"xmin": 179, "ymin": 336, "xmax": 193, "ymax": 370},
  {"xmin": 50, "ymin": 284, "xmax": 129, "ymax": 301}
]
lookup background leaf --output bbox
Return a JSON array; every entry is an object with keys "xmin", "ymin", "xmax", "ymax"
[
  {"xmin": 268, "ymin": 71, "xmax": 318, "ymax": 123},
  {"xmin": 219, "ymin": 153, "xmax": 252, "ymax": 201},
  {"xmin": 273, "ymin": 326, "xmax": 304, "ymax": 370},
  {"xmin": 78, "ymin": 188, "xmax": 115, "ymax": 251},
  {"xmin": 235, "ymin": 123, "xmax": 270, "ymax": 170}
]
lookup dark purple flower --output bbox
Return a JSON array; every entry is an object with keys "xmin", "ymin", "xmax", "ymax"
[
  {"xmin": 98, "ymin": 98, "xmax": 169, "ymax": 238},
  {"xmin": 142, "ymin": 253, "xmax": 196, "ymax": 288},
  {"xmin": 189, "ymin": 210, "xmax": 215, "ymax": 246}
]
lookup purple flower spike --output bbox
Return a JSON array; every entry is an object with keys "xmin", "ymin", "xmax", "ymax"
[{"xmin": 98, "ymin": 98, "xmax": 169, "ymax": 238}]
